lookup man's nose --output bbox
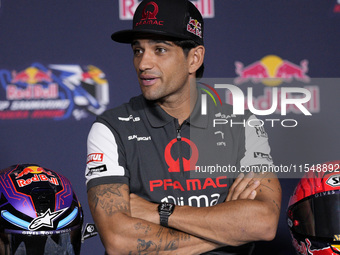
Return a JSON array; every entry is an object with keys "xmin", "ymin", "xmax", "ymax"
[{"xmin": 138, "ymin": 51, "xmax": 154, "ymax": 72}]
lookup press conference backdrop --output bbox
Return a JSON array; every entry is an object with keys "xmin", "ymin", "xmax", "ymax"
[{"xmin": 1, "ymin": 1, "xmax": 339, "ymax": 254}]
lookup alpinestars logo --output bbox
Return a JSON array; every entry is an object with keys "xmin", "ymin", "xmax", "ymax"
[{"xmin": 28, "ymin": 208, "xmax": 67, "ymax": 231}]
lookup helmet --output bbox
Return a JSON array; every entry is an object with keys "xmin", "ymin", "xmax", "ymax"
[
  {"xmin": 0, "ymin": 164, "xmax": 83, "ymax": 255},
  {"xmin": 287, "ymin": 161, "xmax": 340, "ymax": 255}
]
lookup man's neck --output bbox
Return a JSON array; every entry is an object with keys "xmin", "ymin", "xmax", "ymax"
[{"xmin": 158, "ymin": 86, "xmax": 198, "ymax": 126}]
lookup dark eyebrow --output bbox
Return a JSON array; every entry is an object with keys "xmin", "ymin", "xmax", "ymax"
[{"xmin": 131, "ymin": 39, "xmax": 174, "ymax": 47}]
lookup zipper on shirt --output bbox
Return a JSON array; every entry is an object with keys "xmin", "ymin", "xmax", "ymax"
[{"xmin": 176, "ymin": 122, "xmax": 185, "ymax": 176}]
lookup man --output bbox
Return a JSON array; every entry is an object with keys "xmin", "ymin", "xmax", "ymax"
[{"xmin": 85, "ymin": 0, "xmax": 281, "ymax": 254}]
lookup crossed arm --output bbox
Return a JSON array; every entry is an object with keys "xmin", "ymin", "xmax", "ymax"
[
  {"xmin": 87, "ymin": 183, "xmax": 221, "ymax": 254},
  {"xmin": 87, "ymin": 172, "xmax": 281, "ymax": 254}
]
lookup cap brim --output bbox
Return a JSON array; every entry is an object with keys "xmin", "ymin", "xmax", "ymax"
[{"xmin": 111, "ymin": 29, "xmax": 194, "ymax": 44}]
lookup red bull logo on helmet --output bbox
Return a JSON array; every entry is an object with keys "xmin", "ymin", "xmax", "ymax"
[
  {"xmin": 15, "ymin": 166, "xmax": 59, "ymax": 188},
  {"xmin": 15, "ymin": 166, "xmax": 52, "ymax": 179},
  {"xmin": 234, "ymin": 55, "xmax": 310, "ymax": 86}
]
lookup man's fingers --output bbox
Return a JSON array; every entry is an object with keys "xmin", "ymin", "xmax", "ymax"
[
  {"xmin": 238, "ymin": 180, "xmax": 260, "ymax": 200},
  {"xmin": 227, "ymin": 172, "xmax": 260, "ymax": 201},
  {"xmin": 226, "ymin": 173, "xmax": 244, "ymax": 201}
]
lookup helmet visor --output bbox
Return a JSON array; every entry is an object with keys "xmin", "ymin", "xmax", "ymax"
[
  {"xmin": 0, "ymin": 230, "xmax": 81, "ymax": 255},
  {"xmin": 290, "ymin": 190, "xmax": 340, "ymax": 239}
]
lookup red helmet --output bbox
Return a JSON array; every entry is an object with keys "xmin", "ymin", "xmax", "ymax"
[{"xmin": 287, "ymin": 161, "xmax": 340, "ymax": 254}]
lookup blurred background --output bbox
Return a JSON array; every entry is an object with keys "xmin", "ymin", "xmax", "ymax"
[{"xmin": 1, "ymin": 1, "xmax": 339, "ymax": 254}]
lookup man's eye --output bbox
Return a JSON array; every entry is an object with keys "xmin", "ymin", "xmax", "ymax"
[
  {"xmin": 133, "ymin": 49, "xmax": 143, "ymax": 55},
  {"xmin": 156, "ymin": 47, "xmax": 166, "ymax": 53}
]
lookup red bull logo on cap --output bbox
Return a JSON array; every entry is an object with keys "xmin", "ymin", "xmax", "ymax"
[
  {"xmin": 234, "ymin": 55, "xmax": 310, "ymax": 86},
  {"xmin": 187, "ymin": 17, "xmax": 202, "ymax": 38}
]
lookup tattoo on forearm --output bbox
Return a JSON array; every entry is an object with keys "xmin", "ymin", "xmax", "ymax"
[
  {"xmin": 273, "ymin": 199, "xmax": 280, "ymax": 212},
  {"xmin": 88, "ymin": 184, "xmax": 129, "ymax": 216},
  {"xmin": 165, "ymin": 229, "xmax": 179, "ymax": 251},
  {"xmin": 135, "ymin": 223, "xmax": 152, "ymax": 235},
  {"xmin": 131, "ymin": 226, "xmax": 190, "ymax": 253},
  {"xmin": 260, "ymin": 184, "xmax": 274, "ymax": 192},
  {"xmin": 137, "ymin": 239, "xmax": 158, "ymax": 254}
]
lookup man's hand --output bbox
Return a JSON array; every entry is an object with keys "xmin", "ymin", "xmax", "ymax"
[{"xmin": 226, "ymin": 172, "xmax": 260, "ymax": 201}]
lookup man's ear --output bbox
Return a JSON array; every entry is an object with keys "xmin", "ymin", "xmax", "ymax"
[{"xmin": 188, "ymin": 45, "xmax": 205, "ymax": 75}]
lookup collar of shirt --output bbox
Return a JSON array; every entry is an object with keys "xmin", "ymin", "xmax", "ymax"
[{"xmin": 143, "ymin": 88, "xmax": 209, "ymax": 129}]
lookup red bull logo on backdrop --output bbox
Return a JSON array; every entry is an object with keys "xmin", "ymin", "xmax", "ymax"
[
  {"xmin": 119, "ymin": 0, "xmax": 214, "ymax": 20},
  {"xmin": 234, "ymin": 55, "xmax": 310, "ymax": 86},
  {"xmin": 0, "ymin": 63, "xmax": 109, "ymax": 120},
  {"xmin": 229, "ymin": 55, "xmax": 320, "ymax": 115}
]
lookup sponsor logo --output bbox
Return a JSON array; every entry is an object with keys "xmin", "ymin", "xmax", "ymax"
[
  {"xmin": 234, "ymin": 55, "xmax": 310, "ymax": 86},
  {"xmin": 29, "ymin": 208, "xmax": 67, "ymax": 231},
  {"xmin": 135, "ymin": 1, "xmax": 164, "ymax": 26},
  {"xmin": 118, "ymin": 115, "xmax": 140, "ymax": 122},
  {"xmin": 16, "ymin": 174, "xmax": 59, "ymax": 188},
  {"xmin": 326, "ymin": 174, "xmax": 340, "ymax": 187},
  {"xmin": 82, "ymin": 223, "xmax": 98, "ymax": 241},
  {"xmin": 15, "ymin": 166, "xmax": 52, "ymax": 179},
  {"xmin": 150, "ymin": 176, "xmax": 227, "ymax": 192},
  {"xmin": 254, "ymin": 125, "xmax": 268, "ymax": 138},
  {"xmin": 86, "ymin": 165, "xmax": 107, "ymax": 176},
  {"xmin": 254, "ymin": 152, "xmax": 272, "ymax": 162},
  {"xmin": 87, "ymin": 153, "xmax": 104, "ymax": 164},
  {"xmin": 161, "ymin": 193, "xmax": 221, "ymax": 207},
  {"xmin": 150, "ymin": 177, "xmax": 226, "ymax": 207},
  {"xmin": 119, "ymin": 0, "xmax": 215, "ymax": 20},
  {"xmin": 164, "ymin": 138, "xmax": 198, "ymax": 172},
  {"xmin": 15, "ymin": 166, "xmax": 59, "ymax": 188},
  {"xmin": 0, "ymin": 63, "xmax": 109, "ymax": 120},
  {"xmin": 187, "ymin": 17, "xmax": 202, "ymax": 38},
  {"xmin": 128, "ymin": 135, "xmax": 151, "ymax": 141}
]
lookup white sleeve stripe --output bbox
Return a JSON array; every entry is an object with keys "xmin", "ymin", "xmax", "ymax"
[{"xmin": 85, "ymin": 122, "xmax": 125, "ymax": 184}]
